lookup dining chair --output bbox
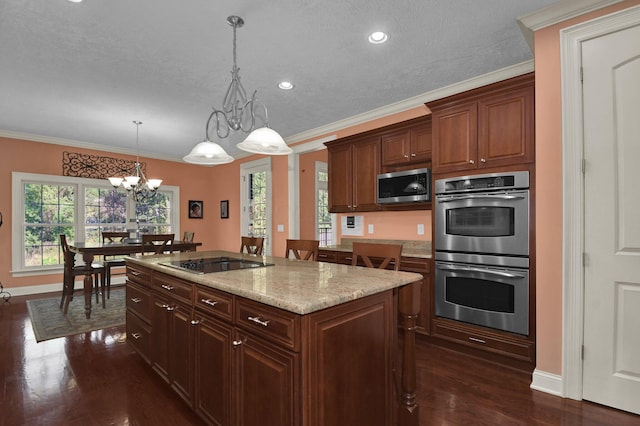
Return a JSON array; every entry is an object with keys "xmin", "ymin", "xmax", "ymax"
[
  {"xmin": 101, "ymin": 231, "xmax": 129, "ymax": 299},
  {"xmin": 285, "ymin": 239, "xmax": 320, "ymax": 261},
  {"xmin": 59, "ymin": 234, "xmax": 106, "ymax": 314},
  {"xmin": 141, "ymin": 234, "xmax": 175, "ymax": 255},
  {"xmin": 183, "ymin": 231, "xmax": 195, "ymax": 242},
  {"xmin": 240, "ymin": 236, "xmax": 264, "ymax": 255},
  {"xmin": 351, "ymin": 242, "xmax": 402, "ymax": 271}
]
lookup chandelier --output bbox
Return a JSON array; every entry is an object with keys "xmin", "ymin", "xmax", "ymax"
[
  {"xmin": 108, "ymin": 121, "xmax": 162, "ymax": 202},
  {"xmin": 183, "ymin": 15, "xmax": 292, "ymax": 165}
]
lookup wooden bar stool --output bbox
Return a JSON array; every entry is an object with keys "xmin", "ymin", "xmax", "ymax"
[
  {"xmin": 351, "ymin": 242, "xmax": 402, "ymax": 271},
  {"xmin": 285, "ymin": 239, "xmax": 320, "ymax": 261},
  {"xmin": 240, "ymin": 236, "xmax": 264, "ymax": 255},
  {"xmin": 141, "ymin": 234, "xmax": 175, "ymax": 255}
]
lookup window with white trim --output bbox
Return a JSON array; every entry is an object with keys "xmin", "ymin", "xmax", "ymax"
[
  {"xmin": 12, "ymin": 172, "xmax": 179, "ymax": 275},
  {"xmin": 315, "ymin": 161, "xmax": 333, "ymax": 246}
]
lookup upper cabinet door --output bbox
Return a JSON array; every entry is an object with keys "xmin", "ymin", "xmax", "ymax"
[
  {"xmin": 432, "ymin": 101, "xmax": 478, "ymax": 174},
  {"xmin": 327, "ymin": 143, "xmax": 353, "ymax": 213},
  {"xmin": 381, "ymin": 120, "xmax": 432, "ymax": 167},
  {"xmin": 477, "ymin": 85, "xmax": 534, "ymax": 168},
  {"xmin": 429, "ymin": 73, "xmax": 535, "ymax": 174}
]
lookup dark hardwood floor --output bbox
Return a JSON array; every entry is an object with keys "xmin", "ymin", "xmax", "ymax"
[{"xmin": 1, "ymin": 292, "xmax": 638, "ymax": 425}]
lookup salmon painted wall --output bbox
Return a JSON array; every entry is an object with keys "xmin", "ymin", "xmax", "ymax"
[
  {"xmin": 0, "ymin": 136, "xmax": 222, "ymax": 289},
  {"xmin": 533, "ymin": 0, "xmax": 640, "ymax": 375}
]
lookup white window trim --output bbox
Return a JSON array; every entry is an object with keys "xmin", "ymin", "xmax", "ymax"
[
  {"xmin": 11, "ymin": 171, "xmax": 179, "ymax": 277},
  {"xmin": 288, "ymin": 135, "xmax": 337, "ymax": 245},
  {"xmin": 240, "ymin": 158, "xmax": 272, "ymax": 255}
]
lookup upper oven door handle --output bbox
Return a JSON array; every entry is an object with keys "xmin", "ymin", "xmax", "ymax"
[
  {"xmin": 436, "ymin": 194, "xmax": 526, "ymax": 202},
  {"xmin": 437, "ymin": 264, "xmax": 526, "ymax": 279}
]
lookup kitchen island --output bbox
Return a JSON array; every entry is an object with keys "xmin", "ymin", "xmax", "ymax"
[{"xmin": 125, "ymin": 250, "xmax": 422, "ymax": 426}]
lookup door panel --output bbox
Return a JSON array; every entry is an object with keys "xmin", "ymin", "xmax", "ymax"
[{"xmin": 582, "ymin": 21, "xmax": 640, "ymax": 415}]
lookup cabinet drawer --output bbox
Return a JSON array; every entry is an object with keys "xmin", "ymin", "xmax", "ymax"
[
  {"xmin": 337, "ymin": 251, "xmax": 353, "ymax": 265},
  {"xmin": 126, "ymin": 264, "xmax": 152, "ymax": 287},
  {"xmin": 126, "ymin": 311, "xmax": 151, "ymax": 364},
  {"xmin": 195, "ymin": 286, "xmax": 233, "ymax": 322},
  {"xmin": 317, "ymin": 249, "xmax": 338, "ymax": 263},
  {"xmin": 153, "ymin": 273, "xmax": 193, "ymax": 304},
  {"xmin": 235, "ymin": 298, "xmax": 301, "ymax": 351},
  {"xmin": 399, "ymin": 256, "xmax": 431, "ymax": 274},
  {"xmin": 432, "ymin": 319, "xmax": 534, "ymax": 363},
  {"xmin": 126, "ymin": 281, "xmax": 152, "ymax": 323}
]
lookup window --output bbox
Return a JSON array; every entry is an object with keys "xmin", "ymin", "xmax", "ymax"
[
  {"xmin": 315, "ymin": 161, "xmax": 333, "ymax": 246},
  {"xmin": 12, "ymin": 172, "xmax": 179, "ymax": 275},
  {"xmin": 240, "ymin": 158, "xmax": 272, "ymax": 255}
]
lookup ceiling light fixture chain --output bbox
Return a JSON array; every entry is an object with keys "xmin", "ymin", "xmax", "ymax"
[
  {"xmin": 183, "ymin": 15, "xmax": 292, "ymax": 166},
  {"xmin": 107, "ymin": 121, "xmax": 162, "ymax": 204}
]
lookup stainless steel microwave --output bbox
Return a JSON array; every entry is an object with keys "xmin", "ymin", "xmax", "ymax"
[{"xmin": 377, "ymin": 168, "xmax": 431, "ymax": 204}]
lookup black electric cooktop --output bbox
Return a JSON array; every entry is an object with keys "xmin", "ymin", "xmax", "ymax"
[{"xmin": 160, "ymin": 256, "xmax": 274, "ymax": 274}]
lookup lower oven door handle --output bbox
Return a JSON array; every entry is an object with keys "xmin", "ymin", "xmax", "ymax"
[
  {"xmin": 437, "ymin": 264, "xmax": 526, "ymax": 279},
  {"xmin": 437, "ymin": 194, "xmax": 526, "ymax": 202}
]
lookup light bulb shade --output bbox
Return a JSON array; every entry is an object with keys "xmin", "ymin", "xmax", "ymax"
[
  {"xmin": 122, "ymin": 181, "xmax": 132, "ymax": 190},
  {"xmin": 147, "ymin": 179, "xmax": 163, "ymax": 190},
  {"xmin": 108, "ymin": 177, "xmax": 124, "ymax": 187},
  {"xmin": 236, "ymin": 127, "xmax": 292, "ymax": 155},
  {"xmin": 183, "ymin": 140, "xmax": 234, "ymax": 165},
  {"xmin": 125, "ymin": 175, "xmax": 140, "ymax": 186}
]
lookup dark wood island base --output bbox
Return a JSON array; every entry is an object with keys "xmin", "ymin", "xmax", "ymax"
[{"xmin": 125, "ymin": 251, "xmax": 422, "ymax": 425}]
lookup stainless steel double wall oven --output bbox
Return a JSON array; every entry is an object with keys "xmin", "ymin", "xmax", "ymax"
[{"xmin": 434, "ymin": 171, "xmax": 530, "ymax": 335}]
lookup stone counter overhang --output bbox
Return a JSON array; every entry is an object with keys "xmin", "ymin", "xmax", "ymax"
[{"xmin": 125, "ymin": 250, "xmax": 423, "ymax": 315}]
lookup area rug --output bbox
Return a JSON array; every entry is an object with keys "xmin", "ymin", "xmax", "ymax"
[{"xmin": 27, "ymin": 288, "xmax": 126, "ymax": 342}]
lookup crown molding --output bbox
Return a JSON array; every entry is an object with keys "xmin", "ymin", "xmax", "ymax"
[
  {"xmin": 0, "ymin": 129, "xmax": 179, "ymax": 163},
  {"xmin": 518, "ymin": 0, "xmax": 625, "ymax": 50},
  {"xmin": 286, "ymin": 61, "xmax": 534, "ymax": 145}
]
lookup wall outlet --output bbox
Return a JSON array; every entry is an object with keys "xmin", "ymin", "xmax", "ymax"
[
  {"xmin": 368, "ymin": 224, "xmax": 374, "ymax": 234},
  {"xmin": 417, "ymin": 224, "xmax": 425, "ymax": 235},
  {"xmin": 277, "ymin": 224, "xmax": 284, "ymax": 232}
]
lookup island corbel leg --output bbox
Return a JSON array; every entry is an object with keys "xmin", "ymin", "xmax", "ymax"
[{"xmin": 398, "ymin": 280, "xmax": 420, "ymax": 426}]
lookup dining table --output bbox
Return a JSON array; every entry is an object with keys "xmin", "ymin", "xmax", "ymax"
[{"xmin": 67, "ymin": 240, "xmax": 202, "ymax": 319}]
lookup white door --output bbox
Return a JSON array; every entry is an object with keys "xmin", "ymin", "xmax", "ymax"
[{"xmin": 582, "ymin": 21, "xmax": 640, "ymax": 415}]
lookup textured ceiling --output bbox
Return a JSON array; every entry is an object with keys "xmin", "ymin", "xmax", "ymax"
[{"xmin": 0, "ymin": 0, "xmax": 558, "ymax": 163}]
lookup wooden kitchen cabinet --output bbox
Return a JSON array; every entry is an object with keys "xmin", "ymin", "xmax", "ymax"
[
  {"xmin": 429, "ymin": 73, "xmax": 534, "ymax": 174},
  {"xmin": 381, "ymin": 120, "xmax": 432, "ymax": 167},
  {"xmin": 127, "ymin": 265, "xmax": 400, "ymax": 425},
  {"xmin": 327, "ymin": 137, "xmax": 381, "ymax": 213}
]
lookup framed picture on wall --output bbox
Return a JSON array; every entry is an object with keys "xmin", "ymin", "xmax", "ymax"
[
  {"xmin": 188, "ymin": 200, "xmax": 203, "ymax": 219},
  {"xmin": 220, "ymin": 200, "xmax": 229, "ymax": 219}
]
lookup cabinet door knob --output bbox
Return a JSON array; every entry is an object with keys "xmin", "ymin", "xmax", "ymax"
[
  {"xmin": 190, "ymin": 320, "xmax": 200, "ymax": 326},
  {"xmin": 130, "ymin": 333, "xmax": 141, "ymax": 340},
  {"xmin": 403, "ymin": 154, "xmax": 409, "ymax": 158},
  {"xmin": 480, "ymin": 158, "xmax": 486, "ymax": 163},
  {"xmin": 469, "ymin": 159, "xmax": 475, "ymax": 164},
  {"xmin": 411, "ymin": 153, "xmax": 416, "ymax": 157}
]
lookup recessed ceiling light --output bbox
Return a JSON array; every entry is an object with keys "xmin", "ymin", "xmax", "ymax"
[
  {"xmin": 368, "ymin": 31, "xmax": 388, "ymax": 44},
  {"xmin": 67, "ymin": 0, "xmax": 83, "ymax": 3},
  {"xmin": 278, "ymin": 81, "xmax": 294, "ymax": 90}
]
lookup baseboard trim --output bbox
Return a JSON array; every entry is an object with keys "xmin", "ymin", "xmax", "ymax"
[
  {"xmin": 5, "ymin": 276, "xmax": 127, "ymax": 297},
  {"xmin": 531, "ymin": 369, "xmax": 564, "ymax": 397}
]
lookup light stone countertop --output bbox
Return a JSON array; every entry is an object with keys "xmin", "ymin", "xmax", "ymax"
[
  {"xmin": 126, "ymin": 250, "xmax": 422, "ymax": 315},
  {"xmin": 322, "ymin": 238, "xmax": 432, "ymax": 259}
]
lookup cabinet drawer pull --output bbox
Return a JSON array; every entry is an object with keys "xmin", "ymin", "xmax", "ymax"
[
  {"xmin": 469, "ymin": 337, "xmax": 486, "ymax": 344},
  {"xmin": 247, "ymin": 316, "xmax": 270, "ymax": 327},
  {"xmin": 130, "ymin": 333, "xmax": 141, "ymax": 340},
  {"xmin": 200, "ymin": 298, "xmax": 218, "ymax": 307},
  {"xmin": 190, "ymin": 320, "xmax": 200, "ymax": 326},
  {"xmin": 161, "ymin": 304, "xmax": 175, "ymax": 312},
  {"xmin": 161, "ymin": 284, "xmax": 175, "ymax": 291},
  {"xmin": 130, "ymin": 297, "xmax": 142, "ymax": 303},
  {"xmin": 130, "ymin": 271, "xmax": 141, "ymax": 276}
]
